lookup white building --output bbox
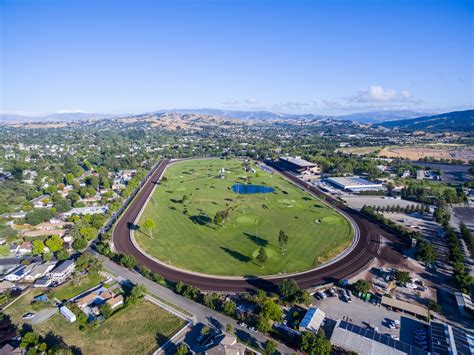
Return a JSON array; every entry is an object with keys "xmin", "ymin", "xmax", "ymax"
[
  {"xmin": 23, "ymin": 263, "xmax": 55, "ymax": 282},
  {"xmin": 298, "ymin": 307, "xmax": 326, "ymax": 333},
  {"xmin": 326, "ymin": 176, "xmax": 384, "ymax": 192},
  {"xmin": 61, "ymin": 206, "xmax": 108, "ymax": 217},
  {"xmin": 48, "ymin": 260, "xmax": 75, "ymax": 283},
  {"xmin": 60, "ymin": 306, "xmax": 76, "ymax": 323},
  {"xmin": 4, "ymin": 265, "xmax": 33, "ymax": 282}
]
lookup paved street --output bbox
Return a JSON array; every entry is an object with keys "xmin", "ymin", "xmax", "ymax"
[{"xmin": 96, "ymin": 254, "xmax": 295, "ymax": 354}]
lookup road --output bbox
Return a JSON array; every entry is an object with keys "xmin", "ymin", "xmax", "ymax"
[
  {"xmin": 112, "ymin": 158, "xmax": 390, "ymax": 292},
  {"xmin": 98, "ymin": 255, "xmax": 295, "ymax": 354}
]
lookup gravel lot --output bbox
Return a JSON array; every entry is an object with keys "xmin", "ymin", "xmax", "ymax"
[{"xmin": 27, "ymin": 307, "xmax": 58, "ymax": 324}]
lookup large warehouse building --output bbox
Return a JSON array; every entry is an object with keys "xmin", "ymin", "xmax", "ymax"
[
  {"xmin": 326, "ymin": 176, "xmax": 383, "ymax": 192},
  {"xmin": 278, "ymin": 156, "xmax": 319, "ymax": 174}
]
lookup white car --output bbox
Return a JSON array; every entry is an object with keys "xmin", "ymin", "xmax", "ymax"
[
  {"xmin": 249, "ymin": 326, "xmax": 257, "ymax": 332},
  {"xmin": 388, "ymin": 322, "xmax": 396, "ymax": 329},
  {"xmin": 238, "ymin": 322, "xmax": 248, "ymax": 328},
  {"xmin": 22, "ymin": 313, "xmax": 35, "ymax": 320}
]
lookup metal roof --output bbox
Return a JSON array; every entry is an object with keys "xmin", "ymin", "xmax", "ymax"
[
  {"xmin": 381, "ymin": 296, "xmax": 430, "ymax": 319},
  {"xmin": 331, "ymin": 320, "xmax": 426, "ymax": 355}
]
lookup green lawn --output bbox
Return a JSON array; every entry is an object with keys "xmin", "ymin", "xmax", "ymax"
[
  {"xmin": 136, "ymin": 158, "xmax": 353, "ymax": 276},
  {"xmin": 4, "ymin": 289, "xmax": 185, "ymax": 355}
]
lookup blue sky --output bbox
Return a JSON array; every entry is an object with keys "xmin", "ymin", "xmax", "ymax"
[{"xmin": 1, "ymin": 0, "xmax": 472, "ymax": 115}]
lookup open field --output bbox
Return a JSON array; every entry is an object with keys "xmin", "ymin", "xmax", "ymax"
[
  {"xmin": 5, "ymin": 289, "xmax": 185, "ymax": 355},
  {"xmin": 136, "ymin": 158, "xmax": 353, "ymax": 276},
  {"xmin": 337, "ymin": 146, "xmax": 382, "ymax": 155},
  {"xmin": 378, "ymin": 145, "xmax": 474, "ymax": 162}
]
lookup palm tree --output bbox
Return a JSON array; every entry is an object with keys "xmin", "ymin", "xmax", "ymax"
[{"xmin": 142, "ymin": 218, "xmax": 156, "ymax": 238}]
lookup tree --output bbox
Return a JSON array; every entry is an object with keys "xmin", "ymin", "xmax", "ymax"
[
  {"xmin": 428, "ymin": 300, "xmax": 441, "ymax": 312},
  {"xmin": 226, "ymin": 323, "xmax": 233, "ymax": 334},
  {"xmin": 222, "ymin": 300, "xmax": 236, "ymax": 317},
  {"xmin": 79, "ymin": 227, "xmax": 98, "ymax": 241},
  {"xmin": 72, "ymin": 238, "xmax": 87, "ymax": 251},
  {"xmin": 32, "ymin": 240, "xmax": 45, "ymax": 255},
  {"xmin": 42, "ymin": 252, "xmax": 52, "ymax": 262},
  {"xmin": 263, "ymin": 340, "xmax": 277, "ymax": 355},
  {"xmin": 76, "ymin": 252, "xmax": 101, "ymax": 272},
  {"xmin": 25, "ymin": 209, "xmax": 53, "ymax": 225},
  {"xmin": 279, "ymin": 279, "xmax": 300, "ymax": 303},
  {"xmin": 353, "ymin": 280, "xmax": 370, "ymax": 294},
  {"xmin": 175, "ymin": 344, "xmax": 188, "ymax": 355},
  {"xmin": 142, "ymin": 218, "xmax": 155, "ymax": 238},
  {"xmin": 300, "ymin": 332, "xmax": 331, "ymax": 355},
  {"xmin": 45, "ymin": 234, "xmax": 63, "ymax": 252},
  {"xmin": 56, "ymin": 249, "xmax": 69, "ymax": 261},
  {"xmin": 100, "ymin": 303, "xmax": 113, "ymax": 318},
  {"xmin": 256, "ymin": 247, "xmax": 267, "ymax": 265},
  {"xmin": 20, "ymin": 332, "xmax": 38, "ymax": 349},
  {"xmin": 64, "ymin": 173, "xmax": 75, "ymax": 185},
  {"xmin": 416, "ymin": 239, "xmax": 437, "ymax": 265},
  {"xmin": 120, "ymin": 254, "xmax": 137, "ymax": 269},
  {"xmin": 126, "ymin": 284, "xmax": 147, "ymax": 306},
  {"xmin": 395, "ymin": 270, "xmax": 412, "ymax": 286},
  {"xmin": 261, "ymin": 299, "xmax": 282, "ymax": 321},
  {"xmin": 257, "ymin": 315, "xmax": 271, "ymax": 333},
  {"xmin": 278, "ymin": 230, "xmax": 289, "ymax": 255}
]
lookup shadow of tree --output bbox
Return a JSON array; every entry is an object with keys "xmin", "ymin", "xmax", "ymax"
[
  {"xmin": 190, "ymin": 214, "xmax": 212, "ymax": 226},
  {"xmin": 244, "ymin": 233, "xmax": 269, "ymax": 247},
  {"xmin": 221, "ymin": 247, "xmax": 251, "ymax": 263}
]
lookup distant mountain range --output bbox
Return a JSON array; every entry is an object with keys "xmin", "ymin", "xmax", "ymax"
[
  {"xmin": 336, "ymin": 110, "xmax": 430, "ymax": 123},
  {"xmin": 1, "ymin": 108, "xmax": 473, "ymax": 132},
  {"xmin": 0, "ymin": 112, "xmax": 117, "ymax": 123},
  {"xmin": 376, "ymin": 110, "xmax": 474, "ymax": 132}
]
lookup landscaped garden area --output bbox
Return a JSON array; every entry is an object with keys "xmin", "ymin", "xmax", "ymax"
[{"xmin": 136, "ymin": 158, "xmax": 353, "ymax": 276}]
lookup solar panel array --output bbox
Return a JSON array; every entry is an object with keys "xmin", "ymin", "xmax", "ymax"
[
  {"xmin": 338, "ymin": 320, "xmax": 427, "ymax": 355},
  {"xmin": 300, "ymin": 308, "xmax": 316, "ymax": 328},
  {"xmin": 430, "ymin": 322, "xmax": 474, "ymax": 355}
]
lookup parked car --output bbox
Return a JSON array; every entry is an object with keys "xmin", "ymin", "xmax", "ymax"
[
  {"xmin": 238, "ymin": 322, "xmax": 248, "ymax": 328},
  {"xmin": 22, "ymin": 313, "xmax": 35, "ymax": 320},
  {"xmin": 249, "ymin": 326, "xmax": 257, "ymax": 332}
]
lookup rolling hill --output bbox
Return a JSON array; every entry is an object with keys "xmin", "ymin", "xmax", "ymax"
[{"xmin": 376, "ymin": 109, "xmax": 474, "ymax": 132}]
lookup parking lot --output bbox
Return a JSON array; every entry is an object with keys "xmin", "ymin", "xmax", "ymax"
[{"xmin": 312, "ymin": 290, "xmax": 402, "ymax": 339}]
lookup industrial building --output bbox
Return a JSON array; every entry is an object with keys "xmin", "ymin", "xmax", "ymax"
[
  {"xmin": 429, "ymin": 321, "xmax": 474, "ymax": 355},
  {"xmin": 278, "ymin": 156, "xmax": 319, "ymax": 174},
  {"xmin": 330, "ymin": 320, "xmax": 426, "ymax": 355},
  {"xmin": 326, "ymin": 176, "xmax": 384, "ymax": 192},
  {"xmin": 299, "ymin": 307, "xmax": 326, "ymax": 333}
]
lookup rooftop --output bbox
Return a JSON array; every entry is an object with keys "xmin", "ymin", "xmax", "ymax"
[
  {"xmin": 331, "ymin": 320, "xmax": 426, "ymax": 355},
  {"xmin": 279, "ymin": 156, "xmax": 316, "ymax": 168}
]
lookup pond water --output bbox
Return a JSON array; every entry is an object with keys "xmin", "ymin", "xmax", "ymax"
[{"xmin": 231, "ymin": 184, "xmax": 275, "ymax": 194}]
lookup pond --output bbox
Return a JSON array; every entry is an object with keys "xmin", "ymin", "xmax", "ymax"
[{"xmin": 231, "ymin": 184, "xmax": 275, "ymax": 194}]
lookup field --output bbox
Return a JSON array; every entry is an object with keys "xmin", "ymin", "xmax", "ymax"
[
  {"xmin": 136, "ymin": 158, "xmax": 353, "ymax": 276},
  {"xmin": 378, "ymin": 144, "xmax": 474, "ymax": 162},
  {"xmin": 5, "ymin": 289, "xmax": 185, "ymax": 355}
]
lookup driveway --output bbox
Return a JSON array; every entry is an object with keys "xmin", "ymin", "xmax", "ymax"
[{"xmin": 28, "ymin": 307, "xmax": 58, "ymax": 324}]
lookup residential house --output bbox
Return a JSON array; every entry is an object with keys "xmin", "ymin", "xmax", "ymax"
[
  {"xmin": 23, "ymin": 263, "xmax": 55, "ymax": 282},
  {"xmin": 48, "ymin": 260, "xmax": 75, "ymax": 283},
  {"xmin": 4, "ymin": 265, "xmax": 33, "ymax": 282},
  {"xmin": 18, "ymin": 241, "xmax": 33, "ymax": 255}
]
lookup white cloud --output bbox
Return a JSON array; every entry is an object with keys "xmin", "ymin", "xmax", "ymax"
[
  {"xmin": 245, "ymin": 98, "xmax": 258, "ymax": 104},
  {"xmin": 349, "ymin": 85, "xmax": 415, "ymax": 103}
]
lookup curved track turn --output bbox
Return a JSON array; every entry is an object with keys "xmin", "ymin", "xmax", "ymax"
[{"xmin": 113, "ymin": 159, "xmax": 385, "ymax": 292}]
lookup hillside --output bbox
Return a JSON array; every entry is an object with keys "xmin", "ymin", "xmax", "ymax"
[{"xmin": 377, "ymin": 109, "xmax": 474, "ymax": 132}]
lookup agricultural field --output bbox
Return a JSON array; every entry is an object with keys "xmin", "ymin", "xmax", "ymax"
[
  {"xmin": 136, "ymin": 158, "xmax": 353, "ymax": 276},
  {"xmin": 4, "ymin": 289, "xmax": 185, "ymax": 355}
]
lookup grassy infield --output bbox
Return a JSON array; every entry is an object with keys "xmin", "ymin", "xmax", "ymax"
[
  {"xmin": 5, "ymin": 274, "xmax": 185, "ymax": 354},
  {"xmin": 137, "ymin": 158, "xmax": 353, "ymax": 276}
]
